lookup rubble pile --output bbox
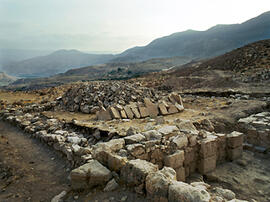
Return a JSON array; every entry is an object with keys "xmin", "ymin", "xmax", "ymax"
[
  {"xmin": 60, "ymin": 81, "xmax": 185, "ymax": 120},
  {"xmin": 60, "ymin": 81, "xmax": 162, "ymax": 114},
  {"xmin": 238, "ymin": 111, "xmax": 270, "ymax": 150}
]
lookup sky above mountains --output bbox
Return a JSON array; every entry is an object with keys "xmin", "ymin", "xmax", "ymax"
[{"xmin": 1, "ymin": 0, "xmax": 270, "ymax": 53}]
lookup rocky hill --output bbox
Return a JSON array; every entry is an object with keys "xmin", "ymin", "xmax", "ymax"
[
  {"xmin": 114, "ymin": 11, "xmax": 270, "ymax": 62},
  {"xmin": 3, "ymin": 50, "xmax": 115, "ymax": 77},
  {"xmin": 159, "ymin": 39, "xmax": 270, "ymax": 92}
]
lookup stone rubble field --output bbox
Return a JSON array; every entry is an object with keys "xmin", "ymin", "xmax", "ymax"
[{"xmin": 0, "ymin": 84, "xmax": 270, "ymax": 202}]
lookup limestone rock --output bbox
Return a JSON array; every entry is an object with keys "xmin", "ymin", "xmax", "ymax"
[
  {"xmin": 168, "ymin": 181, "xmax": 211, "ymax": 202},
  {"xmin": 121, "ymin": 159, "xmax": 158, "ymax": 186},
  {"xmin": 124, "ymin": 133, "xmax": 146, "ymax": 144}
]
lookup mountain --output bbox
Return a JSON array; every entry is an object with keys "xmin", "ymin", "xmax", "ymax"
[
  {"xmin": 113, "ymin": 11, "xmax": 270, "ymax": 62},
  {"xmin": 0, "ymin": 72, "xmax": 17, "ymax": 86},
  {"xmin": 0, "ymin": 49, "xmax": 51, "ymax": 70},
  {"xmin": 3, "ymin": 50, "xmax": 115, "ymax": 77}
]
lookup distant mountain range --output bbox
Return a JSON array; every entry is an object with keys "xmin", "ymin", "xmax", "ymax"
[
  {"xmin": 2, "ymin": 11, "xmax": 270, "ymax": 77},
  {"xmin": 3, "ymin": 50, "xmax": 114, "ymax": 77}
]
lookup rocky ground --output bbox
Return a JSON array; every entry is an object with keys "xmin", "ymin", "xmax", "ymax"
[{"xmin": 0, "ymin": 78, "xmax": 269, "ymax": 202}]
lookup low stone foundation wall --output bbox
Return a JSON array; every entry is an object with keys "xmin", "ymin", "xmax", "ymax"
[{"xmin": 238, "ymin": 111, "xmax": 270, "ymax": 150}]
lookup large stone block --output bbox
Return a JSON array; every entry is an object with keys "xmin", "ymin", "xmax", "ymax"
[
  {"xmin": 227, "ymin": 146, "xmax": 243, "ymax": 161},
  {"xmin": 144, "ymin": 98, "xmax": 159, "ymax": 117},
  {"xmin": 124, "ymin": 105, "xmax": 134, "ymax": 119},
  {"xmin": 198, "ymin": 155, "xmax": 217, "ymax": 174},
  {"xmin": 70, "ymin": 164, "xmax": 90, "ymax": 190},
  {"xmin": 227, "ymin": 131, "xmax": 243, "ymax": 149},
  {"xmin": 88, "ymin": 160, "xmax": 112, "ymax": 188},
  {"xmin": 107, "ymin": 153, "xmax": 127, "ymax": 172},
  {"xmin": 109, "ymin": 107, "xmax": 121, "ymax": 119},
  {"xmin": 121, "ymin": 159, "xmax": 158, "ymax": 186},
  {"xmin": 139, "ymin": 106, "xmax": 149, "ymax": 118},
  {"xmin": 164, "ymin": 150, "xmax": 185, "ymax": 169},
  {"xmin": 120, "ymin": 109, "xmax": 127, "ymax": 119},
  {"xmin": 175, "ymin": 167, "xmax": 185, "ymax": 181},
  {"xmin": 70, "ymin": 160, "xmax": 112, "ymax": 190},
  {"xmin": 158, "ymin": 103, "xmax": 169, "ymax": 115},
  {"xmin": 131, "ymin": 106, "xmax": 141, "ymax": 119},
  {"xmin": 184, "ymin": 147, "xmax": 198, "ymax": 166},
  {"xmin": 199, "ymin": 136, "xmax": 217, "ymax": 158},
  {"xmin": 96, "ymin": 108, "xmax": 112, "ymax": 121},
  {"xmin": 168, "ymin": 104, "xmax": 178, "ymax": 114}
]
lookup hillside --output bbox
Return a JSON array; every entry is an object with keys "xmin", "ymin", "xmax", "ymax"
[
  {"xmin": 0, "ymin": 72, "xmax": 17, "ymax": 86},
  {"xmin": 3, "ymin": 50, "xmax": 115, "ymax": 77},
  {"xmin": 155, "ymin": 39, "xmax": 270, "ymax": 92},
  {"xmin": 114, "ymin": 11, "xmax": 270, "ymax": 62}
]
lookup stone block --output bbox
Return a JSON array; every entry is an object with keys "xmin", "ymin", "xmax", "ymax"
[
  {"xmin": 124, "ymin": 133, "xmax": 146, "ymax": 144},
  {"xmin": 109, "ymin": 107, "xmax": 121, "ymax": 119},
  {"xmin": 88, "ymin": 160, "xmax": 112, "ymax": 188},
  {"xmin": 124, "ymin": 105, "xmax": 134, "ymax": 119},
  {"xmin": 198, "ymin": 155, "xmax": 217, "ymax": 174},
  {"xmin": 131, "ymin": 106, "xmax": 141, "ymax": 119},
  {"xmin": 199, "ymin": 136, "xmax": 217, "ymax": 158},
  {"xmin": 184, "ymin": 147, "xmax": 197, "ymax": 166},
  {"xmin": 175, "ymin": 103, "xmax": 184, "ymax": 112},
  {"xmin": 227, "ymin": 146, "xmax": 243, "ymax": 161},
  {"xmin": 164, "ymin": 150, "xmax": 185, "ymax": 169},
  {"xmin": 227, "ymin": 131, "xmax": 243, "ymax": 149},
  {"xmin": 158, "ymin": 103, "xmax": 168, "ymax": 115},
  {"xmin": 144, "ymin": 98, "xmax": 159, "ymax": 117},
  {"xmin": 121, "ymin": 159, "xmax": 158, "ymax": 186},
  {"xmin": 168, "ymin": 104, "xmax": 178, "ymax": 114},
  {"xmin": 175, "ymin": 167, "xmax": 185, "ymax": 181},
  {"xmin": 171, "ymin": 134, "xmax": 188, "ymax": 150},
  {"xmin": 70, "ymin": 164, "xmax": 89, "ymax": 190},
  {"xmin": 139, "ymin": 106, "xmax": 149, "ymax": 118},
  {"xmin": 96, "ymin": 108, "xmax": 112, "ymax": 121},
  {"xmin": 107, "ymin": 153, "xmax": 127, "ymax": 172},
  {"xmin": 120, "ymin": 109, "xmax": 127, "ymax": 119}
]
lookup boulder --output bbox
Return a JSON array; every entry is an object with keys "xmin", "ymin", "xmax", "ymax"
[
  {"xmin": 124, "ymin": 133, "xmax": 146, "ymax": 144},
  {"xmin": 146, "ymin": 171, "xmax": 170, "ymax": 202},
  {"xmin": 120, "ymin": 109, "xmax": 128, "ymax": 119},
  {"xmin": 168, "ymin": 181, "xmax": 211, "ymax": 202}
]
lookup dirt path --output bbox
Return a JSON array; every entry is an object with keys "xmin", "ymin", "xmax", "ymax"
[{"xmin": 0, "ymin": 121, "xmax": 70, "ymax": 202}]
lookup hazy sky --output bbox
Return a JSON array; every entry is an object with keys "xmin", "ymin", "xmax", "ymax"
[{"xmin": 0, "ymin": 0, "xmax": 269, "ymax": 53}]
